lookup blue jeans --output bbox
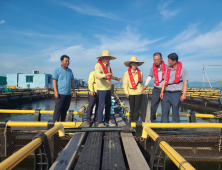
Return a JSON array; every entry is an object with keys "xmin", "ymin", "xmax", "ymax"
[
  {"xmin": 161, "ymin": 91, "xmax": 181, "ymax": 123},
  {"xmin": 97, "ymin": 90, "xmax": 111, "ymax": 123}
]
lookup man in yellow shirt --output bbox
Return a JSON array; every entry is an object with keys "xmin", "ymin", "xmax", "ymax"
[
  {"xmin": 86, "ymin": 70, "xmax": 98, "ymax": 124},
  {"xmin": 95, "ymin": 50, "xmax": 122, "ymax": 127},
  {"xmin": 123, "ymin": 56, "xmax": 144, "ymax": 123}
]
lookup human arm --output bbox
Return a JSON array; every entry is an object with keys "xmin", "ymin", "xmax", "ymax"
[
  {"xmin": 141, "ymin": 72, "xmax": 143, "ymax": 93},
  {"xmin": 53, "ymin": 79, "xmax": 59, "ymax": 98},
  {"xmin": 180, "ymin": 69, "xmax": 189, "ymax": 101},
  {"xmin": 160, "ymin": 80, "xmax": 165, "ymax": 99},
  {"xmin": 142, "ymin": 76, "xmax": 152, "ymax": 93},
  {"xmin": 112, "ymin": 76, "xmax": 122, "ymax": 82},
  {"xmin": 71, "ymin": 79, "xmax": 75, "ymax": 97},
  {"xmin": 123, "ymin": 72, "xmax": 129, "ymax": 98},
  {"xmin": 52, "ymin": 69, "xmax": 59, "ymax": 98},
  {"xmin": 180, "ymin": 81, "xmax": 187, "ymax": 101},
  {"xmin": 88, "ymin": 72, "xmax": 95, "ymax": 96}
]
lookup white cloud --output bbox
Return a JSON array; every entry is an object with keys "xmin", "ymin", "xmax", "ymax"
[
  {"xmin": 59, "ymin": 2, "xmax": 123, "ymax": 21},
  {"xmin": 46, "ymin": 27, "xmax": 165, "ymax": 80},
  {"xmin": 165, "ymin": 24, "xmax": 198, "ymax": 46},
  {"xmin": 158, "ymin": 1, "xmax": 179, "ymax": 19},
  {"xmin": 14, "ymin": 30, "xmax": 81, "ymax": 39},
  {"xmin": 166, "ymin": 22, "xmax": 222, "ymax": 57},
  {"xmin": 0, "ymin": 20, "xmax": 5, "ymax": 25},
  {"xmin": 47, "ymin": 27, "xmax": 165, "ymax": 62}
]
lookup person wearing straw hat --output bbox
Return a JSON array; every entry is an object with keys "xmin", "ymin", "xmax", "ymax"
[
  {"xmin": 123, "ymin": 56, "xmax": 144, "ymax": 123},
  {"xmin": 95, "ymin": 50, "xmax": 122, "ymax": 127}
]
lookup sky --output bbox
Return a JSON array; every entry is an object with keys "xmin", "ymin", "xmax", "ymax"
[{"xmin": 0, "ymin": 0, "xmax": 222, "ymax": 83}]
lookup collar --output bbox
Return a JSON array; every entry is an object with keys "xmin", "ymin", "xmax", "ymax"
[
  {"xmin": 131, "ymin": 69, "xmax": 138, "ymax": 73},
  {"xmin": 102, "ymin": 62, "xmax": 110, "ymax": 67},
  {"xmin": 61, "ymin": 65, "xmax": 68, "ymax": 70},
  {"xmin": 169, "ymin": 65, "xmax": 177, "ymax": 70}
]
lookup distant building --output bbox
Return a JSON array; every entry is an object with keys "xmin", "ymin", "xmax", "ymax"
[
  {"xmin": 78, "ymin": 79, "xmax": 85, "ymax": 87},
  {"xmin": 74, "ymin": 78, "xmax": 80, "ymax": 88},
  {"xmin": 7, "ymin": 72, "xmax": 52, "ymax": 88}
]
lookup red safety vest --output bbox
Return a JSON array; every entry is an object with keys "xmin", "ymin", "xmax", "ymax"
[
  {"xmin": 98, "ymin": 59, "xmax": 112, "ymax": 80},
  {"xmin": 165, "ymin": 62, "xmax": 182, "ymax": 86},
  {"xmin": 153, "ymin": 61, "xmax": 166, "ymax": 86},
  {"xmin": 128, "ymin": 68, "xmax": 141, "ymax": 89}
]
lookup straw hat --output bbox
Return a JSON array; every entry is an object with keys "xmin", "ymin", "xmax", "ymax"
[
  {"xmin": 124, "ymin": 56, "xmax": 144, "ymax": 67},
  {"xmin": 96, "ymin": 50, "xmax": 116, "ymax": 60}
]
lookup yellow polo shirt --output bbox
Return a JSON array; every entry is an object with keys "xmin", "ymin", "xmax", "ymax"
[
  {"xmin": 123, "ymin": 70, "xmax": 143, "ymax": 95},
  {"xmin": 88, "ymin": 71, "xmax": 97, "ymax": 92},
  {"xmin": 95, "ymin": 62, "xmax": 117, "ymax": 90}
]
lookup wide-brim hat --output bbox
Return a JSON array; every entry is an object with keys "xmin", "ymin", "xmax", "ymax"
[
  {"xmin": 124, "ymin": 56, "xmax": 144, "ymax": 67},
  {"xmin": 96, "ymin": 50, "xmax": 116, "ymax": 60}
]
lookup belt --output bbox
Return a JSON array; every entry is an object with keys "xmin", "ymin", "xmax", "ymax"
[
  {"xmin": 154, "ymin": 87, "xmax": 162, "ymax": 90},
  {"xmin": 165, "ymin": 90, "xmax": 181, "ymax": 93}
]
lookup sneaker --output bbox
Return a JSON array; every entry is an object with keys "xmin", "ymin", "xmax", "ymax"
[
  {"xmin": 107, "ymin": 120, "xmax": 116, "ymax": 127},
  {"xmin": 85, "ymin": 120, "xmax": 91, "ymax": 125},
  {"xmin": 95, "ymin": 121, "xmax": 99, "ymax": 124},
  {"xmin": 98, "ymin": 123, "xmax": 105, "ymax": 127}
]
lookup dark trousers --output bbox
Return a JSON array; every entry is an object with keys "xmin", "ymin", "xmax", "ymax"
[
  {"xmin": 86, "ymin": 93, "xmax": 98, "ymax": 121},
  {"xmin": 151, "ymin": 87, "xmax": 162, "ymax": 122},
  {"xmin": 53, "ymin": 94, "xmax": 71, "ymax": 121},
  {"xmin": 97, "ymin": 90, "xmax": 111, "ymax": 123},
  {"xmin": 161, "ymin": 91, "xmax": 181, "ymax": 123},
  {"xmin": 129, "ymin": 94, "xmax": 142, "ymax": 122}
]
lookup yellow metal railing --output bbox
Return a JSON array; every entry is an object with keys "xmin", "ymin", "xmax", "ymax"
[
  {"xmin": 0, "ymin": 124, "xmax": 65, "ymax": 170},
  {"xmin": 131, "ymin": 122, "xmax": 222, "ymax": 128},
  {"xmin": 0, "ymin": 102, "xmax": 89, "ymax": 119},
  {"xmin": 0, "ymin": 109, "xmax": 83, "ymax": 115},
  {"xmin": 142, "ymin": 125, "xmax": 195, "ymax": 170},
  {"xmin": 125, "ymin": 112, "xmax": 217, "ymax": 119},
  {"xmin": 4, "ymin": 121, "xmax": 82, "ymax": 128}
]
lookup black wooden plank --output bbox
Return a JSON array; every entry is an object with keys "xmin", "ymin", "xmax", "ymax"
[
  {"xmin": 114, "ymin": 114, "xmax": 150, "ymax": 170},
  {"xmin": 74, "ymin": 130, "xmax": 103, "ymax": 170},
  {"xmin": 102, "ymin": 131, "xmax": 126, "ymax": 170},
  {"xmin": 50, "ymin": 122, "xmax": 89, "ymax": 170}
]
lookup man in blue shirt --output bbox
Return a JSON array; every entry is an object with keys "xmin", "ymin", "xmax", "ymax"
[{"xmin": 52, "ymin": 55, "xmax": 75, "ymax": 121}]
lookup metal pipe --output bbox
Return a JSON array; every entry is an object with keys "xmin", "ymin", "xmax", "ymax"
[
  {"xmin": 0, "ymin": 109, "xmax": 83, "ymax": 115},
  {"xmin": 142, "ymin": 125, "xmax": 195, "ymax": 170},
  {"xmin": 131, "ymin": 122, "xmax": 222, "ymax": 128},
  {"xmin": 126, "ymin": 112, "xmax": 216, "ymax": 118},
  {"xmin": 64, "ymin": 127, "xmax": 135, "ymax": 133},
  {"xmin": 65, "ymin": 127, "xmax": 122, "ymax": 132},
  {"xmin": 0, "ymin": 124, "xmax": 64, "ymax": 170},
  {"xmin": 5, "ymin": 121, "xmax": 83, "ymax": 127}
]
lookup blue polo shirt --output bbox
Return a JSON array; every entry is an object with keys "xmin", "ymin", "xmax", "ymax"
[{"xmin": 52, "ymin": 66, "xmax": 74, "ymax": 95}]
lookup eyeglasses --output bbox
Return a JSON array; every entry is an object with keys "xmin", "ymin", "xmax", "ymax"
[{"xmin": 154, "ymin": 59, "xmax": 161, "ymax": 61}]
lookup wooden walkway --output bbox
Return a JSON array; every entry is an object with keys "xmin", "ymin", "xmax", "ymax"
[{"xmin": 51, "ymin": 114, "xmax": 150, "ymax": 170}]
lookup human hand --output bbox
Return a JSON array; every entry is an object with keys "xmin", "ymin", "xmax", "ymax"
[
  {"xmin": 142, "ymin": 86, "xmax": 147, "ymax": 93},
  {"xmin": 180, "ymin": 94, "xmax": 186, "ymax": 101},
  {"xmin": 160, "ymin": 92, "xmax": 164, "ymax": 99},
  {"xmin": 116, "ymin": 77, "xmax": 122, "ymax": 82},
  {"xmin": 72, "ymin": 92, "xmax": 75, "ymax": 97},
  {"xmin": 90, "ymin": 91, "xmax": 95, "ymax": 96},
  {"xmin": 55, "ymin": 91, "xmax": 59, "ymax": 98}
]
